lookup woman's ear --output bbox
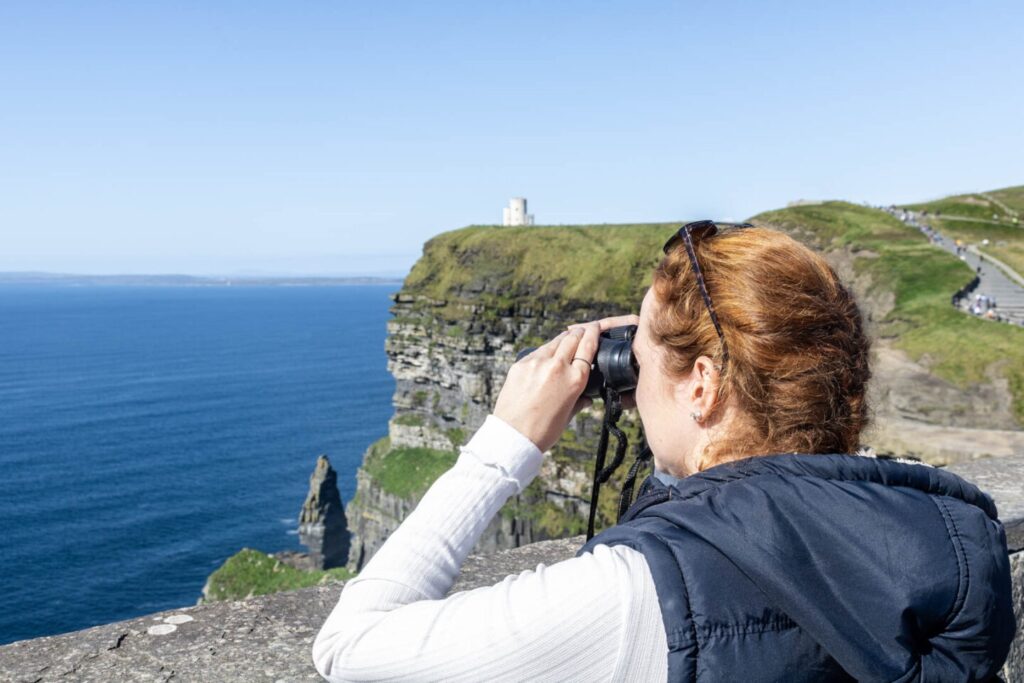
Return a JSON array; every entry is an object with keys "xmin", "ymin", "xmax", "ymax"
[{"xmin": 686, "ymin": 356, "xmax": 720, "ymax": 420}]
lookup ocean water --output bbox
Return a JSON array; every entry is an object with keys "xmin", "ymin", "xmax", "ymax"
[{"xmin": 0, "ymin": 284, "xmax": 397, "ymax": 645}]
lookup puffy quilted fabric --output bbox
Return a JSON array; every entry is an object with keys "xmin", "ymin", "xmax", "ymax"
[{"xmin": 580, "ymin": 454, "xmax": 1016, "ymax": 681}]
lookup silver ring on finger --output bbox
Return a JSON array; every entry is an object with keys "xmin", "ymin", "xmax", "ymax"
[{"xmin": 570, "ymin": 357, "xmax": 591, "ymax": 367}]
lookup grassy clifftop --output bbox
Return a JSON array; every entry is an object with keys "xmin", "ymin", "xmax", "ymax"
[
  {"xmin": 361, "ymin": 436, "xmax": 457, "ymax": 499},
  {"xmin": 202, "ymin": 549, "xmax": 352, "ymax": 603},
  {"xmin": 753, "ymin": 201, "xmax": 1024, "ymax": 420},
  {"xmin": 903, "ymin": 185, "xmax": 1024, "ymax": 221},
  {"xmin": 403, "ymin": 223, "xmax": 677, "ymax": 311}
]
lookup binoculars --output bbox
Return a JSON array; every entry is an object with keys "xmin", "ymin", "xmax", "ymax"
[{"xmin": 516, "ymin": 325, "xmax": 639, "ymax": 399}]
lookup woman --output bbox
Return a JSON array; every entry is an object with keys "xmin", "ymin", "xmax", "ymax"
[{"xmin": 313, "ymin": 223, "xmax": 1015, "ymax": 681}]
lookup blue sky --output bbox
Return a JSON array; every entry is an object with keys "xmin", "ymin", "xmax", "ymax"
[{"xmin": 1, "ymin": 1, "xmax": 1021, "ymax": 276}]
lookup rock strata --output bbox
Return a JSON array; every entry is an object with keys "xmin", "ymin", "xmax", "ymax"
[
  {"xmin": 343, "ymin": 224, "xmax": 664, "ymax": 572},
  {"xmin": 344, "ymin": 287, "xmax": 648, "ymax": 571},
  {"xmin": 298, "ymin": 455, "xmax": 349, "ymax": 569}
]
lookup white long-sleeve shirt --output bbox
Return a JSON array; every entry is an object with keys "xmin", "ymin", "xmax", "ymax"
[{"xmin": 312, "ymin": 415, "xmax": 668, "ymax": 682}]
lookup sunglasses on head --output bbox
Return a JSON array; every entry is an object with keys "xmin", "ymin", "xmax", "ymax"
[{"xmin": 662, "ymin": 220, "xmax": 753, "ymax": 366}]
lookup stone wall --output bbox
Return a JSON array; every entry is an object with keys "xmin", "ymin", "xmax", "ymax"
[{"xmin": 3, "ymin": 457, "xmax": 1021, "ymax": 682}]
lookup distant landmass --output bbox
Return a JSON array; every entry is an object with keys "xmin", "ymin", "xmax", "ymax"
[{"xmin": 0, "ymin": 272, "xmax": 404, "ymax": 286}]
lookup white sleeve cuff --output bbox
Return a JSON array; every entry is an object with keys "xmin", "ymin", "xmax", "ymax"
[{"xmin": 460, "ymin": 415, "xmax": 544, "ymax": 493}]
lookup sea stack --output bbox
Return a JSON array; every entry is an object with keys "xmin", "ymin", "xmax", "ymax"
[{"xmin": 298, "ymin": 455, "xmax": 350, "ymax": 569}]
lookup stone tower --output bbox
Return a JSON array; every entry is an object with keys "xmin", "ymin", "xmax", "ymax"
[{"xmin": 502, "ymin": 197, "xmax": 535, "ymax": 226}]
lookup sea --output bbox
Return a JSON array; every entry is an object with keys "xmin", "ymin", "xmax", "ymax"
[{"xmin": 0, "ymin": 284, "xmax": 398, "ymax": 645}]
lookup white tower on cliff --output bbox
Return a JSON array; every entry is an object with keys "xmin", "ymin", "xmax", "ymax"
[{"xmin": 502, "ymin": 197, "xmax": 535, "ymax": 226}]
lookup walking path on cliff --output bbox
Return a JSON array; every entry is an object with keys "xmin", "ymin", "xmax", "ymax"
[{"xmin": 884, "ymin": 207, "xmax": 1024, "ymax": 326}]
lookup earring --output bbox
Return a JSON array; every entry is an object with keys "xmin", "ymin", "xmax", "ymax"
[{"xmin": 690, "ymin": 410, "xmax": 703, "ymax": 423}]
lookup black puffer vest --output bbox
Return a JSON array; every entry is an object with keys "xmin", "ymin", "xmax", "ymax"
[{"xmin": 579, "ymin": 454, "xmax": 1015, "ymax": 681}]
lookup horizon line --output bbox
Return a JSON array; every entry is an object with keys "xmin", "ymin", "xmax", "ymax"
[{"xmin": 0, "ymin": 271, "xmax": 407, "ymax": 284}]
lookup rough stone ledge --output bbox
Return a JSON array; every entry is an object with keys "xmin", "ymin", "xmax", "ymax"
[
  {"xmin": 949, "ymin": 456, "xmax": 1024, "ymax": 553},
  {"xmin": 2, "ymin": 460, "xmax": 1021, "ymax": 683},
  {"xmin": 0, "ymin": 537, "xmax": 584, "ymax": 683}
]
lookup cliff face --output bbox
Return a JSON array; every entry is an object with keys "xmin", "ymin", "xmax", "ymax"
[
  {"xmin": 344, "ymin": 303, "xmax": 647, "ymax": 570},
  {"xmin": 345, "ymin": 224, "xmax": 672, "ymax": 570},
  {"xmin": 346, "ymin": 467, "xmax": 414, "ymax": 572}
]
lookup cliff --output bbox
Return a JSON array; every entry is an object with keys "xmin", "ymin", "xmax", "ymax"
[
  {"xmin": 345, "ymin": 223, "xmax": 675, "ymax": 570},
  {"xmin": 347, "ymin": 206, "xmax": 1024, "ymax": 571}
]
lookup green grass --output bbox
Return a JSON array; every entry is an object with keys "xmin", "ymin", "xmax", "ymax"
[
  {"xmin": 903, "ymin": 185, "xmax": 1024, "ymax": 222},
  {"xmin": 446, "ymin": 427, "xmax": 467, "ymax": 448},
  {"xmin": 903, "ymin": 196, "xmax": 1008, "ymax": 222},
  {"xmin": 362, "ymin": 436, "xmax": 458, "ymax": 498},
  {"xmin": 402, "ymin": 223, "xmax": 679, "ymax": 315},
  {"xmin": 393, "ymin": 413, "xmax": 425, "ymax": 427},
  {"xmin": 502, "ymin": 478, "xmax": 589, "ymax": 537},
  {"xmin": 983, "ymin": 244, "xmax": 1024, "ymax": 280},
  {"xmin": 758, "ymin": 201, "xmax": 911, "ymax": 246},
  {"xmin": 988, "ymin": 186, "xmax": 1024, "ymax": 214},
  {"xmin": 932, "ymin": 218, "xmax": 1024, "ymax": 241},
  {"xmin": 754, "ymin": 201, "xmax": 1024, "ymax": 420},
  {"xmin": 203, "ymin": 549, "xmax": 353, "ymax": 602}
]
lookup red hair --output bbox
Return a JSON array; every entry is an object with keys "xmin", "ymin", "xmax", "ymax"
[{"xmin": 650, "ymin": 226, "xmax": 871, "ymax": 469}]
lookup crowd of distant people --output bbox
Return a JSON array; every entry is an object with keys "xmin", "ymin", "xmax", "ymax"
[
  {"xmin": 952, "ymin": 284, "xmax": 1022, "ymax": 325},
  {"xmin": 968, "ymin": 293, "xmax": 1004, "ymax": 320},
  {"xmin": 882, "ymin": 206, "xmax": 944, "ymax": 245}
]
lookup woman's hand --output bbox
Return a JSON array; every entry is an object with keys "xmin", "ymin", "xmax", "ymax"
[
  {"xmin": 493, "ymin": 326, "xmax": 600, "ymax": 453},
  {"xmin": 568, "ymin": 314, "xmax": 641, "ymax": 410}
]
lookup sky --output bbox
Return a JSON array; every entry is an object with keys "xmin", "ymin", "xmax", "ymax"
[{"xmin": 1, "ymin": 1, "xmax": 1022, "ymax": 277}]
